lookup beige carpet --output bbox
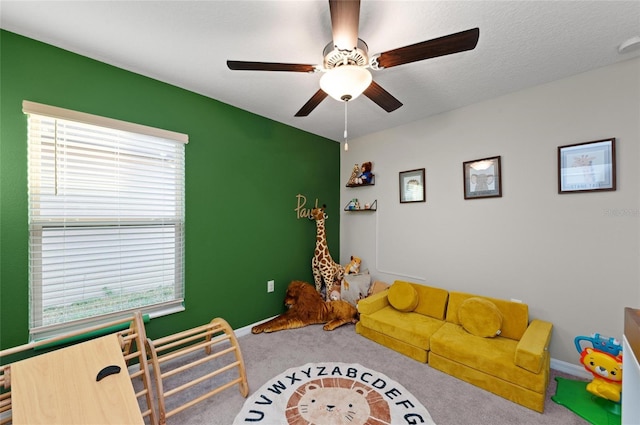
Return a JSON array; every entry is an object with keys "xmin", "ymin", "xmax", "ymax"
[
  {"xmin": 165, "ymin": 323, "xmax": 589, "ymax": 425},
  {"xmin": 233, "ymin": 362, "xmax": 434, "ymax": 425}
]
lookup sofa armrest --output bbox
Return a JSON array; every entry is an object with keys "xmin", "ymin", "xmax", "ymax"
[
  {"xmin": 357, "ymin": 290, "xmax": 390, "ymax": 315},
  {"xmin": 514, "ymin": 319, "xmax": 553, "ymax": 373}
]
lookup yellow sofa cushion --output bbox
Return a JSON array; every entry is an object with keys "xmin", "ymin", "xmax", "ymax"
[
  {"xmin": 359, "ymin": 306, "xmax": 445, "ymax": 350},
  {"xmin": 384, "ymin": 281, "xmax": 449, "ymax": 319},
  {"xmin": 411, "ymin": 282, "xmax": 449, "ymax": 320},
  {"xmin": 430, "ymin": 323, "xmax": 548, "ymax": 393},
  {"xmin": 515, "ymin": 319, "xmax": 553, "ymax": 373},
  {"xmin": 445, "ymin": 291, "xmax": 529, "ymax": 340},
  {"xmin": 388, "ymin": 281, "xmax": 419, "ymax": 312},
  {"xmin": 459, "ymin": 297, "xmax": 503, "ymax": 338}
]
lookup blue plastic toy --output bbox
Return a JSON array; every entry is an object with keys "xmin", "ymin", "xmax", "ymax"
[
  {"xmin": 573, "ymin": 332, "xmax": 623, "ymax": 414},
  {"xmin": 574, "ymin": 333, "xmax": 622, "ymax": 357}
]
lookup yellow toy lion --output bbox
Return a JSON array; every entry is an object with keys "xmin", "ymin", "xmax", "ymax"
[{"xmin": 579, "ymin": 348, "xmax": 623, "ymax": 403}]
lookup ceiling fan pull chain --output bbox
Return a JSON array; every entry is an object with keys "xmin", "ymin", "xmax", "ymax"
[{"xmin": 344, "ymin": 100, "xmax": 349, "ymax": 151}]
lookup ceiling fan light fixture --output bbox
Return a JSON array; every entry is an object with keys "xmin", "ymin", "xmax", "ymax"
[
  {"xmin": 320, "ymin": 65, "xmax": 372, "ymax": 102},
  {"xmin": 618, "ymin": 35, "xmax": 640, "ymax": 54}
]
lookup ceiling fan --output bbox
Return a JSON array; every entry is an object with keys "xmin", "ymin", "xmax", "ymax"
[{"xmin": 227, "ymin": 0, "xmax": 479, "ymax": 117}]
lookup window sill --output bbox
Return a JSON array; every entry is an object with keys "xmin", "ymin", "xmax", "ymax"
[{"xmin": 30, "ymin": 302, "xmax": 185, "ymax": 343}]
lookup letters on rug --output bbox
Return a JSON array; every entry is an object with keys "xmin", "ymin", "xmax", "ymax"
[{"xmin": 233, "ymin": 362, "xmax": 434, "ymax": 425}]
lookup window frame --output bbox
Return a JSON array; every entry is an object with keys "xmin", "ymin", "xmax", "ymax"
[{"xmin": 24, "ymin": 101, "xmax": 188, "ymax": 340}]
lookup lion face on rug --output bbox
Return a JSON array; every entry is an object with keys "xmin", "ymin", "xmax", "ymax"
[
  {"xmin": 294, "ymin": 383, "xmax": 372, "ymax": 425},
  {"xmin": 251, "ymin": 280, "xmax": 358, "ymax": 334}
]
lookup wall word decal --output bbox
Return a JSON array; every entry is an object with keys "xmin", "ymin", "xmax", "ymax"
[{"xmin": 295, "ymin": 194, "xmax": 321, "ymax": 219}]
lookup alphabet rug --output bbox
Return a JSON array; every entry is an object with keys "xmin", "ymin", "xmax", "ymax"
[{"xmin": 233, "ymin": 362, "xmax": 435, "ymax": 425}]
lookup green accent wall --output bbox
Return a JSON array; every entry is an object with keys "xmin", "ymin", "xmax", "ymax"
[{"xmin": 0, "ymin": 30, "xmax": 340, "ymax": 348}]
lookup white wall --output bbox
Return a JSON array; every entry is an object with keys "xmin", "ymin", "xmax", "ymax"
[{"xmin": 340, "ymin": 57, "xmax": 640, "ymax": 365}]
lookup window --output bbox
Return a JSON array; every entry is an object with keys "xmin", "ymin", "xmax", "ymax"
[{"xmin": 24, "ymin": 101, "xmax": 188, "ymax": 339}]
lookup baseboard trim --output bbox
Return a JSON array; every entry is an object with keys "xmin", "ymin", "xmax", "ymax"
[
  {"xmin": 236, "ymin": 318, "xmax": 592, "ymax": 380},
  {"xmin": 550, "ymin": 358, "xmax": 591, "ymax": 379},
  {"xmin": 234, "ymin": 316, "xmax": 277, "ymax": 338}
]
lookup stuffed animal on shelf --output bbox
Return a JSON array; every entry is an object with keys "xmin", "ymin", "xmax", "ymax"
[
  {"xmin": 347, "ymin": 164, "xmax": 360, "ymax": 186},
  {"xmin": 344, "ymin": 256, "xmax": 361, "ymax": 275},
  {"xmin": 579, "ymin": 347, "xmax": 623, "ymax": 403},
  {"xmin": 356, "ymin": 162, "xmax": 374, "ymax": 185}
]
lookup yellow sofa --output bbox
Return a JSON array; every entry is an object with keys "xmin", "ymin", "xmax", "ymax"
[
  {"xmin": 356, "ymin": 281, "xmax": 449, "ymax": 363},
  {"xmin": 356, "ymin": 281, "xmax": 553, "ymax": 412}
]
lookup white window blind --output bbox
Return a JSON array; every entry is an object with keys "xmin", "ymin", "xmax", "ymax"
[{"xmin": 24, "ymin": 101, "xmax": 188, "ymax": 339}]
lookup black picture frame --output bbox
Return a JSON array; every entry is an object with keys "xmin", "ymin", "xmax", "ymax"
[
  {"xmin": 558, "ymin": 138, "xmax": 616, "ymax": 193},
  {"xmin": 463, "ymin": 156, "xmax": 502, "ymax": 200},
  {"xmin": 399, "ymin": 168, "xmax": 426, "ymax": 203}
]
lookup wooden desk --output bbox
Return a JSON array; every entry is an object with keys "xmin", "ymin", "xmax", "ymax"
[{"xmin": 11, "ymin": 333, "xmax": 144, "ymax": 425}]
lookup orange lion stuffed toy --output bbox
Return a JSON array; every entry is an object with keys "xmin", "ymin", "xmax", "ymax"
[{"xmin": 251, "ymin": 280, "xmax": 358, "ymax": 334}]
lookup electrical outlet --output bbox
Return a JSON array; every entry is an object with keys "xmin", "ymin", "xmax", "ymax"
[{"xmin": 267, "ymin": 280, "xmax": 275, "ymax": 293}]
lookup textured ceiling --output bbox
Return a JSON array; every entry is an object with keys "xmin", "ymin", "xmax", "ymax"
[{"xmin": 2, "ymin": 1, "xmax": 639, "ymax": 142}]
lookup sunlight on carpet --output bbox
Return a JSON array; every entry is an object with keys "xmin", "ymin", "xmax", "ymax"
[{"xmin": 233, "ymin": 362, "xmax": 434, "ymax": 425}]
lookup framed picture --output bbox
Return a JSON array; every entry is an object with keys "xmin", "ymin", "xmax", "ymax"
[
  {"xmin": 558, "ymin": 138, "xmax": 616, "ymax": 193},
  {"xmin": 399, "ymin": 168, "xmax": 426, "ymax": 203},
  {"xmin": 463, "ymin": 156, "xmax": 502, "ymax": 200}
]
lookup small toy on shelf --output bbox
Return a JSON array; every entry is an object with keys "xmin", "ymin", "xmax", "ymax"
[
  {"xmin": 344, "ymin": 199, "xmax": 377, "ymax": 212},
  {"xmin": 347, "ymin": 164, "xmax": 360, "ymax": 186},
  {"xmin": 356, "ymin": 162, "xmax": 374, "ymax": 185}
]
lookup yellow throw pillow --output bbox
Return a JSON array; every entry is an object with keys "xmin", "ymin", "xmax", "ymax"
[
  {"xmin": 388, "ymin": 281, "xmax": 419, "ymax": 312},
  {"xmin": 458, "ymin": 297, "xmax": 503, "ymax": 338}
]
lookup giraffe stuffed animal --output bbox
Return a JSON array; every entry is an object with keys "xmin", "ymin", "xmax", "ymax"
[
  {"xmin": 347, "ymin": 164, "xmax": 360, "ymax": 186},
  {"xmin": 310, "ymin": 205, "xmax": 345, "ymax": 300}
]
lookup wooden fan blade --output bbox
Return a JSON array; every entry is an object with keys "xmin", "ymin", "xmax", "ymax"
[
  {"xmin": 329, "ymin": 0, "xmax": 360, "ymax": 51},
  {"xmin": 227, "ymin": 61, "xmax": 316, "ymax": 73},
  {"xmin": 375, "ymin": 27, "xmax": 479, "ymax": 69},
  {"xmin": 363, "ymin": 81, "xmax": 402, "ymax": 113},
  {"xmin": 295, "ymin": 90, "xmax": 329, "ymax": 117}
]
